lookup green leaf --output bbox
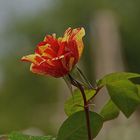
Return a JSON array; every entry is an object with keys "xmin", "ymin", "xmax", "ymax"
[
  {"xmin": 64, "ymin": 89, "xmax": 96, "ymax": 116},
  {"xmin": 8, "ymin": 132, "xmax": 55, "ymax": 140},
  {"xmin": 57, "ymin": 111, "xmax": 103, "ymax": 140},
  {"xmin": 100, "ymin": 100, "xmax": 120, "ymax": 121},
  {"xmin": 98, "ymin": 72, "xmax": 140, "ymax": 86},
  {"xmin": 106, "ymin": 80, "xmax": 140, "ymax": 118}
]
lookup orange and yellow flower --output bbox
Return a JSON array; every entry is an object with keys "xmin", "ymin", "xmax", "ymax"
[{"xmin": 21, "ymin": 27, "xmax": 85, "ymax": 78}]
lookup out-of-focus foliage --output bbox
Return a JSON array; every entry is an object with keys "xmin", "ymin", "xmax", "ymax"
[{"xmin": 0, "ymin": 0, "xmax": 140, "ymax": 135}]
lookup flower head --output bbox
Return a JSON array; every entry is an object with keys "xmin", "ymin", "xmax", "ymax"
[{"xmin": 21, "ymin": 27, "xmax": 85, "ymax": 78}]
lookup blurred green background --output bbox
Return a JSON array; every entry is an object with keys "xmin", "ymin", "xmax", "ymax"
[{"xmin": 0, "ymin": 0, "xmax": 140, "ymax": 139}]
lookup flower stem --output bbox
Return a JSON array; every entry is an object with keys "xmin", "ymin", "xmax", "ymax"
[
  {"xmin": 77, "ymin": 82, "xmax": 92, "ymax": 140},
  {"xmin": 68, "ymin": 75, "xmax": 92, "ymax": 140}
]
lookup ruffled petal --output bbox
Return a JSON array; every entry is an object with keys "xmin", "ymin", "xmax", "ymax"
[
  {"xmin": 63, "ymin": 27, "xmax": 85, "ymax": 58},
  {"xmin": 30, "ymin": 63, "xmax": 47, "ymax": 75},
  {"xmin": 62, "ymin": 27, "xmax": 72, "ymax": 42},
  {"xmin": 71, "ymin": 28, "xmax": 85, "ymax": 58},
  {"xmin": 35, "ymin": 43, "xmax": 50, "ymax": 55},
  {"xmin": 21, "ymin": 27, "xmax": 85, "ymax": 78},
  {"xmin": 21, "ymin": 54, "xmax": 45, "ymax": 65},
  {"xmin": 21, "ymin": 54, "xmax": 37, "ymax": 63}
]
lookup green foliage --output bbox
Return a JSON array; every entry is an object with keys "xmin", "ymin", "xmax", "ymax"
[
  {"xmin": 57, "ymin": 111, "xmax": 103, "ymax": 140},
  {"xmin": 106, "ymin": 80, "xmax": 140, "ymax": 117},
  {"xmin": 64, "ymin": 89, "xmax": 95, "ymax": 116},
  {"xmin": 97, "ymin": 72, "xmax": 140, "ymax": 86},
  {"xmin": 2, "ymin": 72, "xmax": 140, "ymax": 140},
  {"xmin": 100, "ymin": 100, "xmax": 120, "ymax": 121},
  {"xmin": 8, "ymin": 132, "xmax": 55, "ymax": 140},
  {"xmin": 97, "ymin": 72, "xmax": 140, "ymax": 118}
]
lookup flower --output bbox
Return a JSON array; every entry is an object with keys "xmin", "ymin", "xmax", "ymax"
[{"xmin": 21, "ymin": 27, "xmax": 85, "ymax": 78}]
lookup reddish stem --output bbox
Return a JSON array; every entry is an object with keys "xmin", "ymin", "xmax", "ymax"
[{"xmin": 68, "ymin": 75, "xmax": 92, "ymax": 140}]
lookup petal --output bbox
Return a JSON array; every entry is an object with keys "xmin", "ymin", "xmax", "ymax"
[
  {"xmin": 63, "ymin": 27, "xmax": 85, "ymax": 58},
  {"xmin": 44, "ymin": 35, "xmax": 60, "ymax": 54},
  {"xmin": 43, "ymin": 35, "xmax": 57, "ymax": 46},
  {"xmin": 43, "ymin": 47, "xmax": 57, "ymax": 58},
  {"xmin": 63, "ymin": 27, "xmax": 85, "ymax": 41},
  {"xmin": 72, "ymin": 27, "xmax": 85, "ymax": 40},
  {"xmin": 21, "ymin": 27, "xmax": 85, "ymax": 78},
  {"xmin": 60, "ymin": 52, "xmax": 73, "ymax": 71},
  {"xmin": 67, "ymin": 40, "xmax": 79, "ymax": 63},
  {"xmin": 68, "ymin": 57, "xmax": 75, "ymax": 71},
  {"xmin": 57, "ymin": 42, "xmax": 65, "ymax": 56},
  {"xmin": 21, "ymin": 54, "xmax": 37, "ymax": 63},
  {"xmin": 52, "ymin": 55, "xmax": 65, "ymax": 61},
  {"xmin": 71, "ymin": 28, "xmax": 85, "ymax": 58},
  {"xmin": 30, "ymin": 62, "xmax": 68, "ymax": 78},
  {"xmin": 21, "ymin": 54, "xmax": 45, "ymax": 65},
  {"xmin": 35, "ymin": 43, "xmax": 50, "ymax": 55},
  {"xmin": 62, "ymin": 27, "xmax": 72, "ymax": 42},
  {"xmin": 30, "ymin": 63, "xmax": 47, "ymax": 75}
]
